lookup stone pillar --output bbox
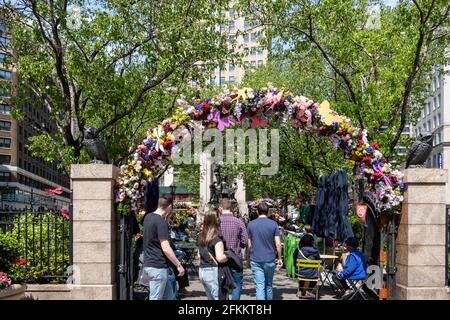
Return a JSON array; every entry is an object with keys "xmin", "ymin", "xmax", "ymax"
[
  {"xmin": 396, "ymin": 168, "xmax": 448, "ymax": 300},
  {"xmin": 199, "ymin": 153, "xmax": 212, "ymax": 221},
  {"xmin": 235, "ymin": 177, "xmax": 248, "ymax": 218},
  {"xmin": 70, "ymin": 164, "xmax": 119, "ymax": 300}
]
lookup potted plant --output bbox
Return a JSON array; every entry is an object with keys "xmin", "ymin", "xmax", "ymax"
[{"xmin": 0, "ymin": 232, "xmax": 26, "ymax": 299}]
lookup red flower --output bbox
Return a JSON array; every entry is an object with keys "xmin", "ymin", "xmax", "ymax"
[
  {"xmin": 163, "ymin": 140, "xmax": 173, "ymax": 150},
  {"xmin": 373, "ymin": 172, "xmax": 382, "ymax": 180},
  {"xmin": 319, "ymin": 127, "xmax": 329, "ymax": 136},
  {"xmin": 372, "ymin": 143, "xmax": 380, "ymax": 150},
  {"xmin": 358, "ymin": 139, "xmax": 365, "ymax": 146},
  {"xmin": 59, "ymin": 209, "xmax": 70, "ymax": 221},
  {"xmin": 362, "ymin": 156, "xmax": 372, "ymax": 165},
  {"xmin": 15, "ymin": 258, "xmax": 27, "ymax": 266},
  {"xmin": 201, "ymin": 102, "xmax": 211, "ymax": 112}
]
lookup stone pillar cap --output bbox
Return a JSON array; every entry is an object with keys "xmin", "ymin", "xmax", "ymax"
[
  {"xmin": 402, "ymin": 168, "xmax": 447, "ymax": 184},
  {"xmin": 71, "ymin": 164, "xmax": 120, "ymax": 180}
]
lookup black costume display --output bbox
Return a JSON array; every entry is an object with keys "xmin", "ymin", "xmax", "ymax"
[{"xmin": 312, "ymin": 170, "xmax": 354, "ymax": 241}]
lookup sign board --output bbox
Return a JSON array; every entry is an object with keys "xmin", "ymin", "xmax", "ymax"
[{"xmin": 356, "ymin": 203, "xmax": 368, "ymax": 226}]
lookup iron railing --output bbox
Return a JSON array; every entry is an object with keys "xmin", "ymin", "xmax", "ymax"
[
  {"xmin": 446, "ymin": 205, "xmax": 449, "ymax": 286},
  {"xmin": 0, "ymin": 209, "xmax": 72, "ymax": 283}
]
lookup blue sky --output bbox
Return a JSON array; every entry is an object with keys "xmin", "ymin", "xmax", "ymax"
[{"xmin": 383, "ymin": 0, "xmax": 398, "ymax": 7}]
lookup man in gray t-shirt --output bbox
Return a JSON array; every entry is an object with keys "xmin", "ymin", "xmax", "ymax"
[{"xmin": 246, "ymin": 202, "xmax": 283, "ymax": 300}]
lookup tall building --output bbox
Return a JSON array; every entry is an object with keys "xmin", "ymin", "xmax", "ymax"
[
  {"xmin": 413, "ymin": 64, "xmax": 450, "ymax": 205},
  {"xmin": 0, "ymin": 22, "xmax": 70, "ymax": 211},
  {"xmin": 209, "ymin": 3, "xmax": 269, "ymax": 86}
]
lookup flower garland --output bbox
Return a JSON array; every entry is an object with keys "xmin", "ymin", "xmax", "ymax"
[{"xmin": 115, "ymin": 84, "xmax": 404, "ymax": 216}]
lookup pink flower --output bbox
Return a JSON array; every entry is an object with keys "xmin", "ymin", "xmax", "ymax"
[
  {"xmin": 59, "ymin": 209, "xmax": 70, "ymax": 221},
  {"xmin": 0, "ymin": 272, "xmax": 12, "ymax": 288}
]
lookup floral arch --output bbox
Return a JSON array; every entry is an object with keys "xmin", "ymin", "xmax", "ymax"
[{"xmin": 115, "ymin": 85, "xmax": 404, "ymax": 216}]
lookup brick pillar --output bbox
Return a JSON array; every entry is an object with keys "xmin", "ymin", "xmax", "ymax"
[
  {"xmin": 396, "ymin": 168, "xmax": 448, "ymax": 299},
  {"xmin": 70, "ymin": 164, "xmax": 119, "ymax": 300}
]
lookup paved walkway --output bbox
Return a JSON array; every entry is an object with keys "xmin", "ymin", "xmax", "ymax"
[{"xmin": 181, "ymin": 268, "xmax": 339, "ymax": 300}]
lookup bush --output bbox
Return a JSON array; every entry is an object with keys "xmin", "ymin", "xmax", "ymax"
[
  {"xmin": 0, "ymin": 231, "xmax": 26, "ymax": 284},
  {"xmin": 7, "ymin": 212, "xmax": 70, "ymax": 283}
]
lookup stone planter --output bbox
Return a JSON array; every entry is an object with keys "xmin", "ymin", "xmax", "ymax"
[{"xmin": 0, "ymin": 284, "xmax": 26, "ymax": 300}]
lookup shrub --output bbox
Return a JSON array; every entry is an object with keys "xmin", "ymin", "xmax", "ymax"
[
  {"xmin": 0, "ymin": 231, "xmax": 26, "ymax": 284},
  {"xmin": 6, "ymin": 212, "xmax": 70, "ymax": 283}
]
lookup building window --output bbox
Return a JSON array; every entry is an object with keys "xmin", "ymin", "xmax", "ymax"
[
  {"xmin": 0, "ymin": 138, "xmax": 11, "ymax": 148},
  {"xmin": 251, "ymin": 33, "xmax": 256, "ymax": 42},
  {"xmin": 0, "ymin": 53, "xmax": 8, "ymax": 63},
  {"xmin": 229, "ymin": 76, "xmax": 235, "ymax": 85},
  {"xmin": 228, "ymin": 35, "xmax": 236, "ymax": 43},
  {"xmin": 438, "ymin": 113, "xmax": 441, "ymax": 126},
  {"xmin": 0, "ymin": 155, "xmax": 10, "ymax": 165},
  {"xmin": 251, "ymin": 61, "xmax": 256, "ymax": 68},
  {"xmin": 229, "ymin": 64, "xmax": 235, "ymax": 71},
  {"xmin": 219, "ymin": 77, "xmax": 225, "ymax": 85},
  {"xmin": 229, "ymin": 8, "xmax": 235, "ymax": 18},
  {"xmin": 210, "ymin": 76, "xmax": 216, "ymax": 85},
  {"xmin": 0, "ymin": 85, "xmax": 10, "ymax": 97},
  {"xmin": 0, "ymin": 35, "xmax": 10, "ymax": 47},
  {"xmin": 437, "ymin": 94, "xmax": 441, "ymax": 108},
  {"xmin": 243, "ymin": 33, "xmax": 249, "ymax": 43},
  {"xmin": 229, "ymin": 21, "xmax": 235, "ymax": 32},
  {"xmin": 427, "ymin": 102, "xmax": 431, "ymax": 115},
  {"xmin": 0, "ymin": 120, "xmax": 11, "ymax": 131},
  {"xmin": 250, "ymin": 47, "xmax": 256, "ymax": 55},
  {"xmin": 0, "ymin": 70, "xmax": 11, "ymax": 81},
  {"xmin": 0, "ymin": 23, "xmax": 8, "ymax": 32},
  {"xmin": 427, "ymin": 120, "xmax": 431, "ymax": 131},
  {"xmin": 421, "ymin": 108, "xmax": 425, "ymax": 119},
  {"xmin": 0, "ymin": 171, "xmax": 10, "ymax": 182},
  {"xmin": 258, "ymin": 60, "xmax": 263, "ymax": 66},
  {"xmin": 244, "ymin": 61, "xmax": 250, "ymax": 69},
  {"xmin": 0, "ymin": 104, "xmax": 10, "ymax": 115},
  {"xmin": 432, "ymin": 117, "xmax": 436, "ymax": 129}
]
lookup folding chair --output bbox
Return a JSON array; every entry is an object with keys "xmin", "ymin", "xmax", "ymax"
[
  {"xmin": 344, "ymin": 279, "xmax": 368, "ymax": 300},
  {"xmin": 296, "ymin": 259, "xmax": 322, "ymax": 300}
]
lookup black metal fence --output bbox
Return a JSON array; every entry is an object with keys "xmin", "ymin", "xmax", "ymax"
[
  {"xmin": 446, "ymin": 205, "xmax": 449, "ymax": 286},
  {"xmin": 0, "ymin": 209, "xmax": 72, "ymax": 283}
]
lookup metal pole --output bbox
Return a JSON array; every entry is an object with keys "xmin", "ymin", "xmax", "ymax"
[{"xmin": 387, "ymin": 214, "xmax": 397, "ymax": 299}]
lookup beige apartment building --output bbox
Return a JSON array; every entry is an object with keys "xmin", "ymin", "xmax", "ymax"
[{"xmin": 209, "ymin": 4, "xmax": 269, "ymax": 86}]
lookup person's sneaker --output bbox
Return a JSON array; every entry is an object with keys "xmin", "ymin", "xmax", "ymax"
[
  {"xmin": 305, "ymin": 291, "xmax": 316, "ymax": 299},
  {"xmin": 179, "ymin": 288, "xmax": 192, "ymax": 297}
]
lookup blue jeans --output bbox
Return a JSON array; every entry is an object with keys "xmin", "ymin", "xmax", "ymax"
[
  {"xmin": 199, "ymin": 267, "xmax": 219, "ymax": 300},
  {"xmin": 250, "ymin": 260, "xmax": 276, "ymax": 300},
  {"xmin": 144, "ymin": 267, "xmax": 176, "ymax": 300},
  {"xmin": 231, "ymin": 270, "xmax": 243, "ymax": 300}
]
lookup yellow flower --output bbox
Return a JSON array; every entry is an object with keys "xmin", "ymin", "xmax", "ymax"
[{"xmin": 166, "ymin": 133, "xmax": 175, "ymax": 141}]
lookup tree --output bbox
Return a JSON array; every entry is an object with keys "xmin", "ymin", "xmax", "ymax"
[
  {"xmin": 0, "ymin": 0, "xmax": 235, "ymax": 169},
  {"xmin": 237, "ymin": 0, "xmax": 449, "ymax": 158}
]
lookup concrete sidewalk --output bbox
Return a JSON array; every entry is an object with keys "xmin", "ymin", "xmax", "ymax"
[{"xmin": 181, "ymin": 267, "xmax": 339, "ymax": 300}]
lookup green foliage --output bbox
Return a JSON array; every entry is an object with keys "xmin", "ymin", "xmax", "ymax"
[
  {"xmin": 1, "ymin": 0, "xmax": 236, "ymax": 169},
  {"xmin": 0, "ymin": 231, "xmax": 26, "ymax": 284},
  {"xmin": 237, "ymin": 0, "xmax": 449, "ymax": 159},
  {"xmin": 8, "ymin": 213, "xmax": 70, "ymax": 283},
  {"xmin": 349, "ymin": 213, "xmax": 364, "ymax": 242}
]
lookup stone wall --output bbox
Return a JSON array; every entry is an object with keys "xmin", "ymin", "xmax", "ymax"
[{"xmin": 396, "ymin": 168, "xmax": 449, "ymax": 299}]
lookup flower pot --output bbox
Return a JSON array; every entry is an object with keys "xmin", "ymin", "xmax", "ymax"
[
  {"xmin": 379, "ymin": 287, "xmax": 389, "ymax": 300},
  {"xmin": 0, "ymin": 284, "xmax": 26, "ymax": 300}
]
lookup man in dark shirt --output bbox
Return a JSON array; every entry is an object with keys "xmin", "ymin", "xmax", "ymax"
[
  {"xmin": 219, "ymin": 198, "xmax": 248, "ymax": 300},
  {"xmin": 143, "ymin": 195, "xmax": 185, "ymax": 300},
  {"xmin": 246, "ymin": 202, "xmax": 283, "ymax": 300}
]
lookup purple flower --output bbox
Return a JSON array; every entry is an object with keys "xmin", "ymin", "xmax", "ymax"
[
  {"xmin": 195, "ymin": 104, "xmax": 202, "ymax": 110},
  {"xmin": 366, "ymin": 146, "xmax": 375, "ymax": 154}
]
